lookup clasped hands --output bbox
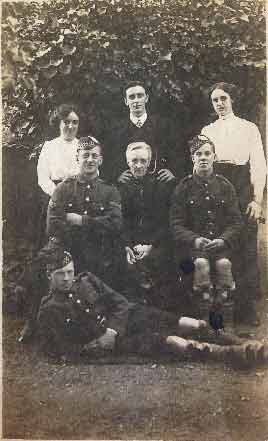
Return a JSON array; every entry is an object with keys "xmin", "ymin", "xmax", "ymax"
[
  {"xmin": 66, "ymin": 213, "xmax": 83, "ymax": 225},
  {"xmin": 194, "ymin": 237, "xmax": 225, "ymax": 252},
  {"xmin": 125, "ymin": 244, "xmax": 153, "ymax": 264}
]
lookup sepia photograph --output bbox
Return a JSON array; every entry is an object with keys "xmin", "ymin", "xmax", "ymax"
[{"xmin": 2, "ymin": 0, "xmax": 267, "ymax": 439}]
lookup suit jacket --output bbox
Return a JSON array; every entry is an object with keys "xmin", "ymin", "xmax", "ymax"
[{"xmin": 102, "ymin": 114, "xmax": 189, "ymax": 183}]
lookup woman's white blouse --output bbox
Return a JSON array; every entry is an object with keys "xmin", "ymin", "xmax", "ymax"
[
  {"xmin": 37, "ymin": 136, "xmax": 79, "ymax": 196},
  {"xmin": 202, "ymin": 114, "xmax": 266, "ymax": 204}
]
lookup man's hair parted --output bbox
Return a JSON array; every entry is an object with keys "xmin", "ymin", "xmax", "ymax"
[{"xmin": 126, "ymin": 141, "xmax": 152, "ymax": 162}]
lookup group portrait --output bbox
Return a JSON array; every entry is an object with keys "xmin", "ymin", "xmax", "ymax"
[{"xmin": 2, "ymin": 0, "xmax": 267, "ymax": 440}]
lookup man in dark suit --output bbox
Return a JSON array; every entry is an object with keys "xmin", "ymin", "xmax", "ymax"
[{"xmin": 102, "ymin": 81, "xmax": 189, "ymax": 183}]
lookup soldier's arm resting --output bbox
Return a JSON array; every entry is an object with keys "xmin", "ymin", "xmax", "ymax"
[
  {"xmin": 86, "ymin": 273, "xmax": 130, "ymax": 337},
  {"xmin": 81, "ymin": 186, "xmax": 122, "ymax": 235}
]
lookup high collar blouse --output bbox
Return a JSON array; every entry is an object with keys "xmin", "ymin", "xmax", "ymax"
[
  {"xmin": 37, "ymin": 136, "xmax": 79, "ymax": 196},
  {"xmin": 202, "ymin": 114, "xmax": 266, "ymax": 204}
]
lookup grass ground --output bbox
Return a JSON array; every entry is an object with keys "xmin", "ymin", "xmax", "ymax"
[{"xmin": 2, "ymin": 222, "xmax": 267, "ymax": 440}]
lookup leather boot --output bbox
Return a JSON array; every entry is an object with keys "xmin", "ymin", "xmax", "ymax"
[
  {"xmin": 192, "ymin": 286, "xmax": 213, "ymax": 322},
  {"xmin": 222, "ymin": 301, "xmax": 235, "ymax": 331},
  {"xmin": 190, "ymin": 339, "xmax": 267, "ymax": 365},
  {"xmin": 214, "ymin": 288, "xmax": 235, "ymax": 332}
]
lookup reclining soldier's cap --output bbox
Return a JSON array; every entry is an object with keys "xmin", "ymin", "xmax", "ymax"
[
  {"xmin": 38, "ymin": 244, "xmax": 73, "ymax": 272},
  {"xmin": 77, "ymin": 136, "xmax": 102, "ymax": 151},
  {"xmin": 188, "ymin": 134, "xmax": 215, "ymax": 155}
]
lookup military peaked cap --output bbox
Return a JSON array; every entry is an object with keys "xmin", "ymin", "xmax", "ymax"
[
  {"xmin": 188, "ymin": 134, "xmax": 215, "ymax": 155},
  {"xmin": 77, "ymin": 136, "xmax": 102, "ymax": 151}
]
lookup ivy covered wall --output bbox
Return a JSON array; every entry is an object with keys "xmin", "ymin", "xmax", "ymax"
[{"xmin": 2, "ymin": 0, "xmax": 266, "ymax": 150}]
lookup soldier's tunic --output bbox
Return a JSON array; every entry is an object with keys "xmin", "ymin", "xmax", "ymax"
[
  {"xmin": 37, "ymin": 272, "xmax": 180, "ymax": 357},
  {"xmin": 47, "ymin": 176, "xmax": 123, "ymax": 286},
  {"xmin": 170, "ymin": 173, "xmax": 242, "ymax": 261}
]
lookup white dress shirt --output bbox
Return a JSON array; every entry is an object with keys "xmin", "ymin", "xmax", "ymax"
[
  {"xmin": 202, "ymin": 113, "xmax": 266, "ymax": 204},
  {"xmin": 37, "ymin": 136, "xmax": 79, "ymax": 196},
  {"xmin": 130, "ymin": 112, "xmax": 148, "ymax": 127}
]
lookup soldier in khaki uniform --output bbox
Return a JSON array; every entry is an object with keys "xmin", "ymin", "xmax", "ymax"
[
  {"xmin": 170, "ymin": 134, "xmax": 243, "ymax": 329},
  {"xmin": 19, "ymin": 136, "xmax": 123, "ymax": 343},
  {"xmin": 47, "ymin": 135, "xmax": 123, "ymax": 288},
  {"xmin": 37, "ymin": 248, "xmax": 266, "ymax": 364}
]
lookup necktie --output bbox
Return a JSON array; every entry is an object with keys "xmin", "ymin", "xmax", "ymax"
[{"xmin": 136, "ymin": 119, "xmax": 143, "ymax": 128}]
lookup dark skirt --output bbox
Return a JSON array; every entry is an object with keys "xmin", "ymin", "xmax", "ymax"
[{"xmin": 214, "ymin": 161, "xmax": 260, "ymax": 302}]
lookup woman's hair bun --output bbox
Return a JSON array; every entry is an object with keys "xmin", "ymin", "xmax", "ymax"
[{"xmin": 49, "ymin": 103, "xmax": 80, "ymax": 127}]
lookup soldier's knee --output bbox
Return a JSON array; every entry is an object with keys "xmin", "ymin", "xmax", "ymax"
[
  {"xmin": 215, "ymin": 258, "xmax": 232, "ymax": 274},
  {"xmin": 194, "ymin": 257, "xmax": 210, "ymax": 273}
]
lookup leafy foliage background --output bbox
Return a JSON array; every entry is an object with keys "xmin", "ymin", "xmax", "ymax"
[
  {"xmin": 2, "ymin": 0, "xmax": 266, "ymax": 150},
  {"xmin": 2, "ymin": 0, "xmax": 266, "ymax": 251}
]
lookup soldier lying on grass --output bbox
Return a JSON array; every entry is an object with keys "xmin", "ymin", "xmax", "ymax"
[{"xmin": 36, "ymin": 246, "xmax": 267, "ymax": 365}]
